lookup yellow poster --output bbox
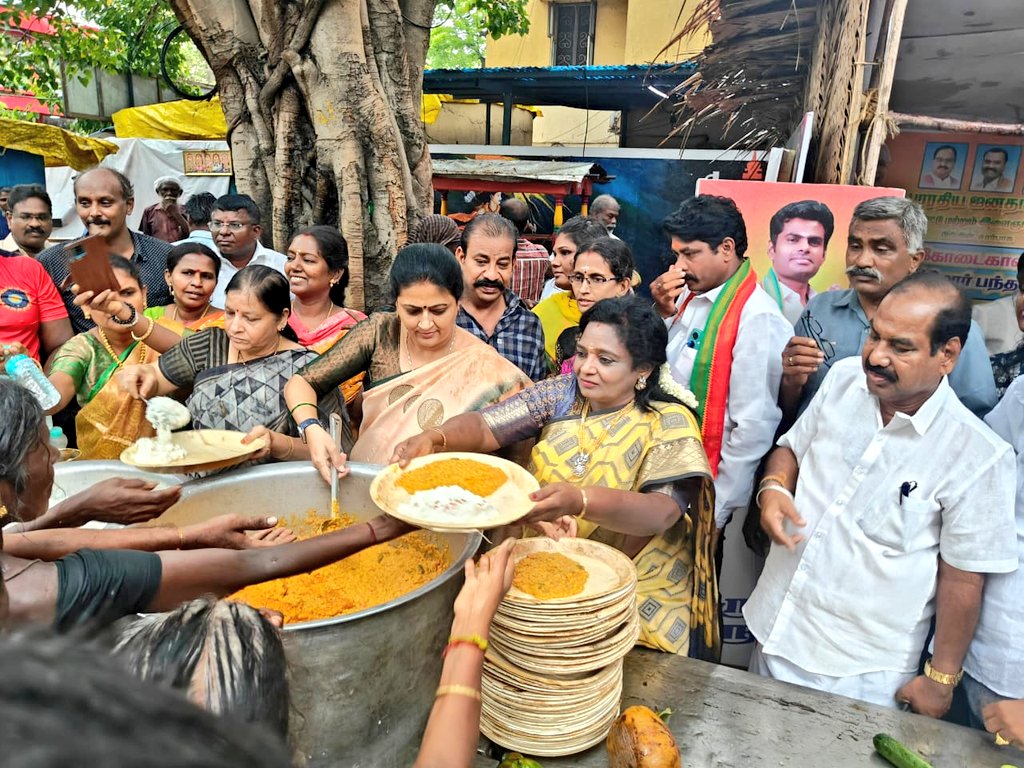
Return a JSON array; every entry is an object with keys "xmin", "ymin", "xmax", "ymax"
[{"xmin": 885, "ymin": 131, "xmax": 1024, "ymax": 300}]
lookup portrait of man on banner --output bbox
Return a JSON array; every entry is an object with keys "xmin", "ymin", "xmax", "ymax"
[
  {"xmin": 919, "ymin": 143, "xmax": 966, "ymax": 190},
  {"xmin": 763, "ymin": 200, "xmax": 835, "ymax": 324},
  {"xmin": 970, "ymin": 145, "xmax": 1020, "ymax": 193}
]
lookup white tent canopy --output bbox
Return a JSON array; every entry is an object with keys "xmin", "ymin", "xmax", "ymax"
[{"xmin": 45, "ymin": 137, "xmax": 231, "ymax": 241}]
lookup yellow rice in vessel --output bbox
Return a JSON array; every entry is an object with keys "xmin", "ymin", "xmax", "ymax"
[
  {"xmin": 230, "ymin": 511, "xmax": 450, "ymax": 624},
  {"xmin": 397, "ymin": 457, "xmax": 507, "ymax": 497},
  {"xmin": 512, "ymin": 551, "xmax": 589, "ymax": 600}
]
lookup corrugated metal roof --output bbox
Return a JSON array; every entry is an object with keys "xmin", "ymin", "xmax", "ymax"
[{"xmin": 423, "ymin": 63, "xmax": 696, "ymax": 111}]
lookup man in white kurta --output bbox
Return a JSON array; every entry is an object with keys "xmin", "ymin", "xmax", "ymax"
[
  {"xmin": 745, "ymin": 271, "xmax": 1018, "ymax": 715},
  {"xmin": 652, "ymin": 195, "xmax": 792, "ymax": 533},
  {"xmin": 961, "ymin": 374, "xmax": 1024, "ymax": 741}
]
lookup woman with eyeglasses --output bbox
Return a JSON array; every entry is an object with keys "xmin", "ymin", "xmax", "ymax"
[
  {"xmin": 532, "ymin": 216, "xmax": 607, "ymax": 369},
  {"xmin": 392, "ymin": 296, "xmax": 720, "ymax": 660},
  {"xmin": 553, "ymin": 237, "xmax": 634, "ymax": 374}
]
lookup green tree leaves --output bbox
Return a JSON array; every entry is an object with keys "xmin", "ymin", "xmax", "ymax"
[{"xmin": 426, "ymin": 0, "xmax": 530, "ymax": 70}]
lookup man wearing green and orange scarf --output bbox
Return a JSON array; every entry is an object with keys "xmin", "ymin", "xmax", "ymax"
[{"xmin": 651, "ymin": 195, "xmax": 792, "ymax": 541}]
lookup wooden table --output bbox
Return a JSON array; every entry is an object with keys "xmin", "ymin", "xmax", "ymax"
[{"xmin": 474, "ymin": 649, "xmax": 1021, "ymax": 767}]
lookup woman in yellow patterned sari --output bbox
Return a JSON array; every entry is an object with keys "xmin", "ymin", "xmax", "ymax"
[
  {"xmin": 47, "ymin": 257, "xmax": 162, "ymax": 459},
  {"xmin": 392, "ymin": 295, "xmax": 720, "ymax": 661}
]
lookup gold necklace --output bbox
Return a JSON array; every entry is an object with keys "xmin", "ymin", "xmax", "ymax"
[
  {"xmin": 97, "ymin": 327, "xmax": 147, "ymax": 368},
  {"xmin": 171, "ymin": 301, "xmax": 212, "ymax": 324},
  {"xmin": 569, "ymin": 399, "xmax": 634, "ymax": 477},
  {"xmin": 404, "ymin": 329, "xmax": 456, "ymax": 370},
  {"xmin": 293, "ymin": 301, "xmax": 336, "ymax": 330}
]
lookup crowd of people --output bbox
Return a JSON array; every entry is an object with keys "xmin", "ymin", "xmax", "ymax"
[{"xmin": 2, "ymin": 167, "xmax": 1023, "ymax": 759}]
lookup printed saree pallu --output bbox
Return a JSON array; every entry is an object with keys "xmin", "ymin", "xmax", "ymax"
[
  {"xmin": 76, "ymin": 342, "xmax": 156, "ymax": 460},
  {"xmin": 530, "ymin": 402, "xmax": 720, "ymax": 661},
  {"xmin": 350, "ymin": 345, "xmax": 530, "ymax": 465}
]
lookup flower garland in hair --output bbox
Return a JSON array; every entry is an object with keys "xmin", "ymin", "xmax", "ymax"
[{"xmin": 658, "ymin": 364, "xmax": 699, "ymax": 410}]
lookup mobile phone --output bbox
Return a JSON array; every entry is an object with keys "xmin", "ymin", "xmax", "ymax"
[{"xmin": 66, "ymin": 235, "xmax": 120, "ymax": 295}]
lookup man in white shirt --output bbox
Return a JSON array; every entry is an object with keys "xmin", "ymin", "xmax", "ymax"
[
  {"xmin": 172, "ymin": 192, "xmax": 220, "ymax": 257},
  {"xmin": 209, "ymin": 194, "xmax": 286, "ymax": 307},
  {"xmin": 748, "ymin": 271, "xmax": 1018, "ymax": 716},
  {"xmin": 919, "ymin": 145, "xmax": 961, "ymax": 189},
  {"xmin": 651, "ymin": 195, "xmax": 791, "ymax": 537},
  {"xmin": 1, "ymin": 185, "xmax": 55, "ymax": 257},
  {"xmin": 971, "ymin": 147, "xmax": 1014, "ymax": 192},
  {"xmin": 761, "ymin": 200, "xmax": 834, "ymax": 324},
  {"xmin": 590, "ymin": 194, "xmax": 620, "ymax": 239},
  {"xmin": 961, "ymin": 374, "xmax": 1024, "ymax": 746}
]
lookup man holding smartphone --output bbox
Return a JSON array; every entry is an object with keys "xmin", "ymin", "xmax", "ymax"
[{"xmin": 38, "ymin": 167, "xmax": 172, "ymax": 333}]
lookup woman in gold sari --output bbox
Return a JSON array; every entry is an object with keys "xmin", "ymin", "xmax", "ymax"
[
  {"xmin": 277, "ymin": 243, "xmax": 531, "ymax": 479},
  {"xmin": 392, "ymin": 296, "xmax": 720, "ymax": 661},
  {"xmin": 143, "ymin": 243, "xmax": 225, "ymax": 336},
  {"xmin": 47, "ymin": 256, "xmax": 180, "ymax": 460}
]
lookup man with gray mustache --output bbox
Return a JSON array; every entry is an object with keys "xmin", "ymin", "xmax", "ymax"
[{"xmin": 778, "ymin": 196, "xmax": 996, "ymax": 420}]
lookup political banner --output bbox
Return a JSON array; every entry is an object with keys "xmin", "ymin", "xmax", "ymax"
[
  {"xmin": 695, "ymin": 179, "xmax": 905, "ymax": 320},
  {"xmin": 884, "ymin": 131, "xmax": 1024, "ymax": 300}
]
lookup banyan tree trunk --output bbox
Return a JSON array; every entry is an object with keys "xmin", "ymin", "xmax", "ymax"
[{"xmin": 167, "ymin": 0, "xmax": 436, "ymax": 310}]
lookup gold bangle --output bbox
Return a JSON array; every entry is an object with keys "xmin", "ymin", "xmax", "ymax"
[
  {"xmin": 435, "ymin": 684, "xmax": 481, "ymax": 701},
  {"xmin": 281, "ymin": 437, "xmax": 296, "ymax": 460},
  {"xmin": 923, "ymin": 658, "xmax": 963, "ymax": 686},
  {"xmin": 577, "ymin": 487, "xmax": 588, "ymax": 520},
  {"xmin": 176, "ymin": 527, "xmax": 185, "ymax": 550},
  {"xmin": 427, "ymin": 426, "xmax": 447, "ymax": 450},
  {"xmin": 760, "ymin": 473, "xmax": 789, "ymax": 490},
  {"xmin": 131, "ymin": 316, "xmax": 155, "ymax": 343}
]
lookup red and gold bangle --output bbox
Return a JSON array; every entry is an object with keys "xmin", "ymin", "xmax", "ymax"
[{"xmin": 443, "ymin": 633, "xmax": 488, "ymax": 658}]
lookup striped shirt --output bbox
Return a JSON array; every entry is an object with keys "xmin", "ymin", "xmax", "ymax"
[{"xmin": 511, "ymin": 238, "xmax": 550, "ymax": 308}]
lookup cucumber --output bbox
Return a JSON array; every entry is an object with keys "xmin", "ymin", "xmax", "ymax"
[
  {"xmin": 497, "ymin": 753, "xmax": 544, "ymax": 768},
  {"xmin": 873, "ymin": 733, "xmax": 934, "ymax": 768}
]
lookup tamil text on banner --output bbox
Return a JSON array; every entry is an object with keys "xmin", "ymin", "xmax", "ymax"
[{"xmin": 884, "ymin": 131, "xmax": 1024, "ymax": 301}]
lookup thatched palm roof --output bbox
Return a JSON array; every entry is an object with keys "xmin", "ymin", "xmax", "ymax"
[{"xmin": 662, "ymin": 0, "xmax": 820, "ymax": 148}]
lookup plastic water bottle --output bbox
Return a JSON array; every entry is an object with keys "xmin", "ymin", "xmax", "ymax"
[
  {"xmin": 4, "ymin": 354, "xmax": 61, "ymax": 410},
  {"xmin": 50, "ymin": 427, "xmax": 68, "ymax": 451}
]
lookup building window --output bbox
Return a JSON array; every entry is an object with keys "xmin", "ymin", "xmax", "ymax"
[{"xmin": 551, "ymin": 2, "xmax": 594, "ymax": 66}]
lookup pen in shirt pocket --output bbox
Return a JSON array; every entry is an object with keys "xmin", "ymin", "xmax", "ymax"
[{"xmin": 898, "ymin": 481, "xmax": 918, "ymax": 506}]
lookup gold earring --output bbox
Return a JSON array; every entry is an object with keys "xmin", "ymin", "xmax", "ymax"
[{"xmin": 635, "ymin": 376, "xmax": 647, "ymax": 391}]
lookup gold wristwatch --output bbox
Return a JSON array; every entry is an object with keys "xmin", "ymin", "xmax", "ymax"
[{"xmin": 924, "ymin": 658, "xmax": 963, "ymax": 686}]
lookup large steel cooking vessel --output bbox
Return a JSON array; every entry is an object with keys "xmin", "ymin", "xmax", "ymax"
[{"xmin": 53, "ymin": 460, "xmax": 482, "ymax": 767}]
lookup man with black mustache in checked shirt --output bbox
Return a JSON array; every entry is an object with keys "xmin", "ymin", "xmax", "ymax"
[
  {"xmin": 38, "ymin": 168, "xmax": 172, "ymax": 333},
  {"xmin": 455, "ymin": 213, "xmax": 546, "ymax": 381},
  {"xmin": 777, "ymin": 196, "xmax": 996, "ymax": 420}
]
